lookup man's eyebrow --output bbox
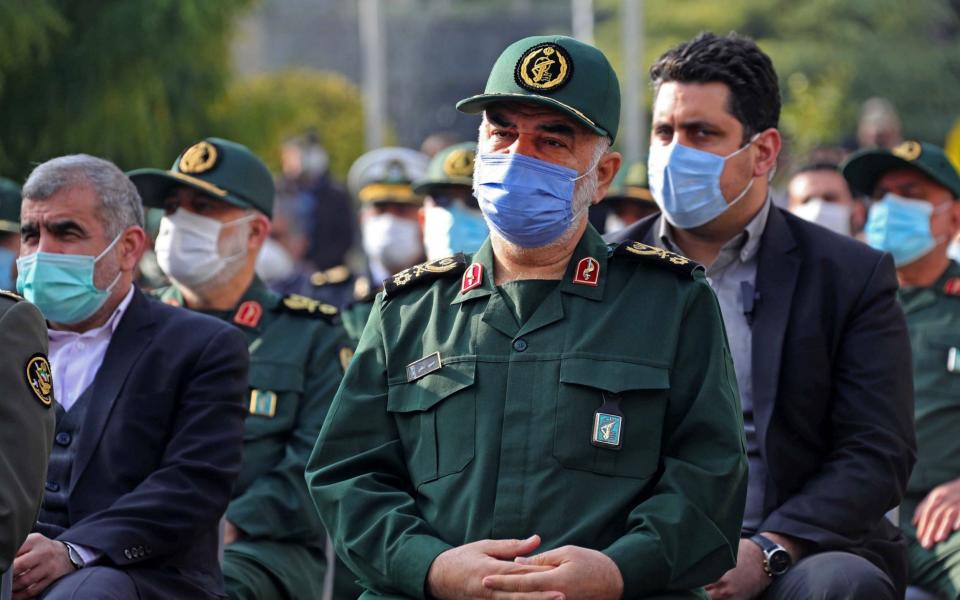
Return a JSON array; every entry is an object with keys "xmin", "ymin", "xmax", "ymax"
[
  {"xmin": 20, "ymin": 222, "xmax": 38, "ymax": 236},
  {"xmin": 537, "ymin": 122, "xmax": 576, "ymax": 137},
  {"xmin": 486, "ymin": 111, "xmax": 514, "ymax": 128},
  {"xmin": 44, "ymin": 219, "xmax": 87, "ymax": 236}
]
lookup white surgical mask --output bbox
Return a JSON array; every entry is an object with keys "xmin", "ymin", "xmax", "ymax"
[
  {"xmin": 361, "ymin": 213, "xmax": 423, "ymax": 282},
  {"xmin": 255, "ymin": 237, "xmax": 296, "ymax": 285},
  {"xmin": 155, "ymin": 208, "xmax": 254, "ymax": 289},
  {"xmin": 790, "ymin": 198, "xmax": 852, "ymax": 237}
]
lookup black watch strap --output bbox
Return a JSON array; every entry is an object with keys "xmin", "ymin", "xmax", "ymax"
[
  {"xmin": 749, "ymin": 534, "xmax": 792, "ymax": 577},
  {"xmin": 749, "ymin": 534, "xmax": 779, "ymax": 554},
  {"xmin": 63, "ymin": 541, "xmax": 85, "ymax": 569}
]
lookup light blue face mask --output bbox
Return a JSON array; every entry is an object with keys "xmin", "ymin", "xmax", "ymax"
[
  {"xmin": 865, "ymin": 193, "xmax": 949, "ymax": 266},
  {"xmin": 16, "ymin": 234, "xmax": 123, "ymax": 324},
  {"xmin": 475, "ymin": 152, "xmax": 594, "ymax": 248},
  {"xmin": 0, "ymin": 247, "xmax": 15, "ymax": 290},
  {"xmin": 422, "ymin": 199, "xmax": 489, "ymax": 260},
  {"xmin": 648, "ymin": 136, "xmax": 757, "ymax": 229}
]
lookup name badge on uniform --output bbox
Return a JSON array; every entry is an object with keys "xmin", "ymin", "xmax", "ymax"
[
  {"xmin": 407, "ymin": 352, "xmax": 442, "ymax": 382},
  {"xmin": 591, "ymin": 392, "xmax": 624, "ymax": 450},
  {"xmin": 249, "ymin": 389, "xmax": 277, "ymax": 417},
  {"xmin": 949, "ymin": 347, "xmax": 960, "ymax": 374}
]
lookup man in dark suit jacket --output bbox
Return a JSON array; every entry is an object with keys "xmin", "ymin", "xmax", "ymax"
[
  {"xmin": 607, "ymin": 33, "xmax": 915, "ymax": 599},
  {"xmin": 10, "ymin": 154, "xmax": 248, "ymax": 600}
]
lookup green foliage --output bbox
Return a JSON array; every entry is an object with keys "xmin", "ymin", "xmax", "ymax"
[
  {"xmin": 594, "ymin": 0, "xmax": 960, "ymax": 161},
  {"xmin": 0, "ymin": 0, "xmax": 254, "ymax": 181},
  {"xmin": 210, "ymin": 69, "xmax": 367, "ymax": 179}
]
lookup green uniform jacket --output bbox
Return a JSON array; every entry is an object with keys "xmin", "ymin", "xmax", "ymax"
[
  {"xmin": 341, "ymin": 297, "xmax": 375, "ymax": 346},
  {"xmin": 307, "ymin": 227, "xmax": 748, "ymax": 599},
  {"xmin": 0, "ymin": 292, "xmax": 55, "ymax": 571},
  {"xmin": 157, "ymin": 279, "xmax": 357, "ymax": 598},
  {"xmin": 901, "ymin": 260, "xmax": 960, "ymax": 502}
]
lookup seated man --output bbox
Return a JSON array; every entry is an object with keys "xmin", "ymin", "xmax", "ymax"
[
  {"xmin": 843, "ymin": 141, "xmax": 960, "ymax": 598},
  {"xmin": 308, "ymin": 35, "xmax": 747, "ymax": 600},
  {"xmin": 0, "ymin": 292, "xmax": 55, "ymax": 572},
  {"xmin": 130, "ymin": 137, "xmax": 359, "ymax": 600},
  {"xmin": 11, "ymin": 155, "xmax": 248, "ymax": 600}
]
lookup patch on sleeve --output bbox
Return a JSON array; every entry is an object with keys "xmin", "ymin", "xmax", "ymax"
[
  {"xmin": 278, "ymin": 294, "xmax": 339, "ymax": 321},
  {"xmin": 383, "ymin": 254, "xmax": 467, "ymax": 297},
  {"xmin": 611, "ymin": 241, "xmax": 703, "ymax": 277},
  {"xmin": 25, "ymin": 353, "xmax": 53, "ymax": 408}
]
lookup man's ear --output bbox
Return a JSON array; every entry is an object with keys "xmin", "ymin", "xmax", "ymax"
[
  {"xmin": 950, "ymin": 199, "xmax": 960, "ymax": 238},
  {"xmin": 118, "ymin": 226, "xmax": 147, "ymax": 271},
  {"xmin": 594, "ymin": 151, "xmax": 622, "ymax": 204},
  {"xmin": 249, "ymin": 214, "xmax": 272, "ymax": 252},
  {"xmin": 753, "ymin": 128, "xmax": 782, "ymax": 180}
]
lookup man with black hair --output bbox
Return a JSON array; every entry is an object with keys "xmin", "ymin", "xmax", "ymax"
[
  {"xmin": 787, "ymin": 162, "xmax": 864, "ymax": 237},
  {"xmin": 608, "ymin": 32, "xmax": 914, "ymax": 600}
]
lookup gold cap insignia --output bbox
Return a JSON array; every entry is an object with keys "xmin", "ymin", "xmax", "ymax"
[
  {"xmin": 442, "ymin": 148, "xmax": 475, "ymax": 178},
  {"xmin": 515, "ymin": 43, "xmax": 573, "ymax": 93},
  {"xmin": 892, "ymin": 141, "xmax": 922, "ymax": 162},
  {"xmin": 178, "ymin": 141, "xmax": 219, "ymax": 174},
  {"xmin": 26, "ymin": 353, "xmax": 53, "ymax": 407}
]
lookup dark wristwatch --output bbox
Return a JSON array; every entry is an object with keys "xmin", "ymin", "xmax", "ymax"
[
  {"xmin": 749, "ymin": 534, "xmax": 792, "ymax": 577},
  {"xmin": 63, "ymin": 541, "xmax": 85, "ymax": 570}
]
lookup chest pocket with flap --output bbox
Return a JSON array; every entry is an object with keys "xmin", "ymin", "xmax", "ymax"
[
  {"xmin": 386, "ymin": 358, "xmax": 477, "ymax": 487},
  {"xmin": 554, "ymin": 358, "xmax": 669, "ymax": 479}
]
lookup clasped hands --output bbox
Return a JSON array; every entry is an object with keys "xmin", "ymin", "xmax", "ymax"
[{"xmin": 426, "ymin": 534, "xmax": 623, "ymax": 600}]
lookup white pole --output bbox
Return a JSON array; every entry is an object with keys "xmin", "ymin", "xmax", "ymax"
[
  {"xmin": 620, "ymin": 0, "xmax": 644, "ymax": 164},
  {"xmin": 571, "ymin": 0, "xmax": 594, "ymax": 45},
  {"xmin": 359, "ymin": 0, "xmax": 386, "ymax": 151}
]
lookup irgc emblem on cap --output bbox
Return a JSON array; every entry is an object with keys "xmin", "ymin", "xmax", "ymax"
[
  {"xmin": 179, "ymin": 141, "xmax": 219, "ymax": 174},
  {"xmin": 516, "ymin": 43, "xmax": 573, "ymax": 92}
]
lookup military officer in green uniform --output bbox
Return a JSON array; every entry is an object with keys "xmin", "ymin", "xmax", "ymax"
[
  {"xmin": 0, "ymin": 177, "xmax": 22, "ymax": 290},
  {"xmin": 843, "ymin": 141, "xmax": 960, "ymax": 598},
  {"xmin": 307, "ymin": 36, "xmax": 747, "ymax": 600},
  {"xmin": 0, "ymin": 290, "xmax": 56, "ymax": 574},
  {"xmin": 129, "ymin": 138, "xmax": 358, "ymax": 599},
  {"xmin": 341, "ymin": 148, "xmax": 429, "ymax": 344},
  {"xmin": 603, "ymin": 160, "xmax": 660, "ymax": 234}
]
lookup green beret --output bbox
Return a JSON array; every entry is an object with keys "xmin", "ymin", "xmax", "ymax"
[
  {"xmin": 842, "ymin": 140, "xmax": 960, "ymax": 199},
  {"xmin": 128, "ymin": 137, "xmax": 276, "ymax": 217},
  {"xmin": 457, "ymin": 35, "xmax": 621, "ymax": 142}
]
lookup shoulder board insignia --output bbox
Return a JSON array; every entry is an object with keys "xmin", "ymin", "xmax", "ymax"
[
  {"xmin": 278, "ymin": 294, "xmax": 339, "ymax": 321},
  {"xmin": 383, "ymin": 254, "xmax": 467, "ymax": 297},
  {"xmin": 0, "ymin": 289, "xmax": 23, "ymax": 302},
  {"xmin": 611, "ymin": 241, "xmax": 703, "ymax": 277},
  {"xmin": 311, "ymin": 265, "xmax": 351, "ymax": 287}
]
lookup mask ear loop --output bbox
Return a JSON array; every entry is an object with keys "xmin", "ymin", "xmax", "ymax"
[
  {"xmin": 725, "ymin": 133, "xmax": 763, "ymax": 208},
  {"xmin": 93, "ymin": 231, "xmax": 126, "ymax": 293},
  {"xmin": 220, "ymin": 211, "xmax": 259, "ymax": 264}
]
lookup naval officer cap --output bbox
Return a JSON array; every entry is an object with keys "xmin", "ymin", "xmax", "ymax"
[
  {"xmin": 129, "ymin": 137, "xmax": 276, "ymax": 217},
  {"xmin": 457, "ymin": 35, "xmax": 621, "ymax": 142}
]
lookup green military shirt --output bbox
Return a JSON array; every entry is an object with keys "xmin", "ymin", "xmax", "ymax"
[
  {"xmin": 341, "ymin": 297, "xmax": 375, "ymax": 346},
  {"xmin": 307, "ymin": 226, "xmax": 747, "ymax": 599},
  {"xmin": 156, "ymin": 278, "xmax": 357, "ymax": 598},
  {"xmin": 901, "ymin": 260, "xmax": 960, "ymax": 500},
  {"xmin": 0, "ymin": 291, "xmax": 55, "ymax": 571}
]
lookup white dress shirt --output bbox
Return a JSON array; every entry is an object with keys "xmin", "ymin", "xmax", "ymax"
[{"xmin": 48, "ymin": 285, "xmax": 135, "ymax": 411}]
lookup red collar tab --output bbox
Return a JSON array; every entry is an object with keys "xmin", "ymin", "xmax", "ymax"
[
  {"xmin": 573, "ymin": 257, "xmax": 600, "ymax": 286},
  {"xmin": 944, "ymin": 278, "xmax": 960, "ymax": 296},
  {"xmin": 233, "ymin": 300, "xmax": 263, "ymax": 328},
  {"xmin": 461, "ymin": 263, "xmax": 484, "ymax": 293}
]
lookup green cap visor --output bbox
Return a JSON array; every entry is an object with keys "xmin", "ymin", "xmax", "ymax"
[
  {"xmin": 127, "ymin": 169, "xmax": 259, "ymax": 212},
  {"xmin": 842, "ymin": 141, "xmax": 960, "ymax": 199},
  {"xmin": 412, "ymin": 142, "xmax": 477, "ymax": 194}
]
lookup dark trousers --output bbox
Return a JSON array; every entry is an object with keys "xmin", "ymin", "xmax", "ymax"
[
  {"xmin": 41, "ymin": 566, "xmax": 138, "ymax": 599},
  {"xmin": 762, "ymin": 551, "xmax": 897, "ymax": 600}
]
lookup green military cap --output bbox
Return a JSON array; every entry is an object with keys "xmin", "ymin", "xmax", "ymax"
[
  {"xmin": 606, "ymin": 160, "xmax": 655, "ymax": 205},
  {"xmin": 128, "ymin": 137, "xmax": 276, "ymax": 217},
  {"xmin": 412, "ymin": 142, "xmax": 476, "ymax": 195},
  {"xmin": 457, "ymin": 35, "xmax": 621, "ymax": 142},
  {"xmin": 347, "ymin": 147, "xmax": 428, "ymax": 206},
  {"xmin": 0, "ymin": 177, "xmax": 21, "ymax": 233},
  {"xmin": 842, "ymin": 140, "xmax": 960, "ymax": 199}
]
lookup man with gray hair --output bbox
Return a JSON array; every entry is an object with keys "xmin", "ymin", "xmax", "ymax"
[{"xmin": 10, "ymin": 154, "xmax": 249, "ymax": 600}]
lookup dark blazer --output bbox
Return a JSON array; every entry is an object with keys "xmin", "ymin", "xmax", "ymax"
[
  {"xmin": 36, "ymin": 288, "xmax": 249, "ymax": 599},
  {"xmin": 606, "ymin": 207, "xmax": 916, "ymax": 592}
]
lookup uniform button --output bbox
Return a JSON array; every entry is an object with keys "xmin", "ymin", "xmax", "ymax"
[
  {"xmin": 55, "ymin": 432, "xmax": 72, "ymax": 446},
  {"xmin": 44, "ymin": 481, "xmax": 60, "ymax": 492},
  {"xmin": 512, "ymin": 338, "xmax": 528, "ymax": 352}
]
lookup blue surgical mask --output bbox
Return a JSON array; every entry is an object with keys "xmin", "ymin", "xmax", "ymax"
[
  {"xmin": 16, "ymin": 234, "xmax": 122, "ymax": 324},
  {"xmin": 423, "ymin": 200, "xmax": 489, "ymax": 260},
  {"xmin": 475, "ymin": 153, "xmax": 593, "ymax": 248},
  {"xmin": 865, "ymin": 193, "xmax": 948, "ymax": 266},
  {"xmin": 648, "ymin": 136, "xmax": 757, "ymax": 229},
  {"xmin": 0, "ymin": 247, "xmax": 15, "ymax": 290}
]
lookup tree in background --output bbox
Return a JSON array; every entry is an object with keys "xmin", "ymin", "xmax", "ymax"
[
  {"xmin": 210, "ymin": 69, "xmax": 367, "ymax": 179},
  {"xmin": 594, "ymin": 0, "xmax": 960, "ymax": 163},
  {"xmin": 0, "ymin": 0, "xmax": 254, "ymax": 181}
]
